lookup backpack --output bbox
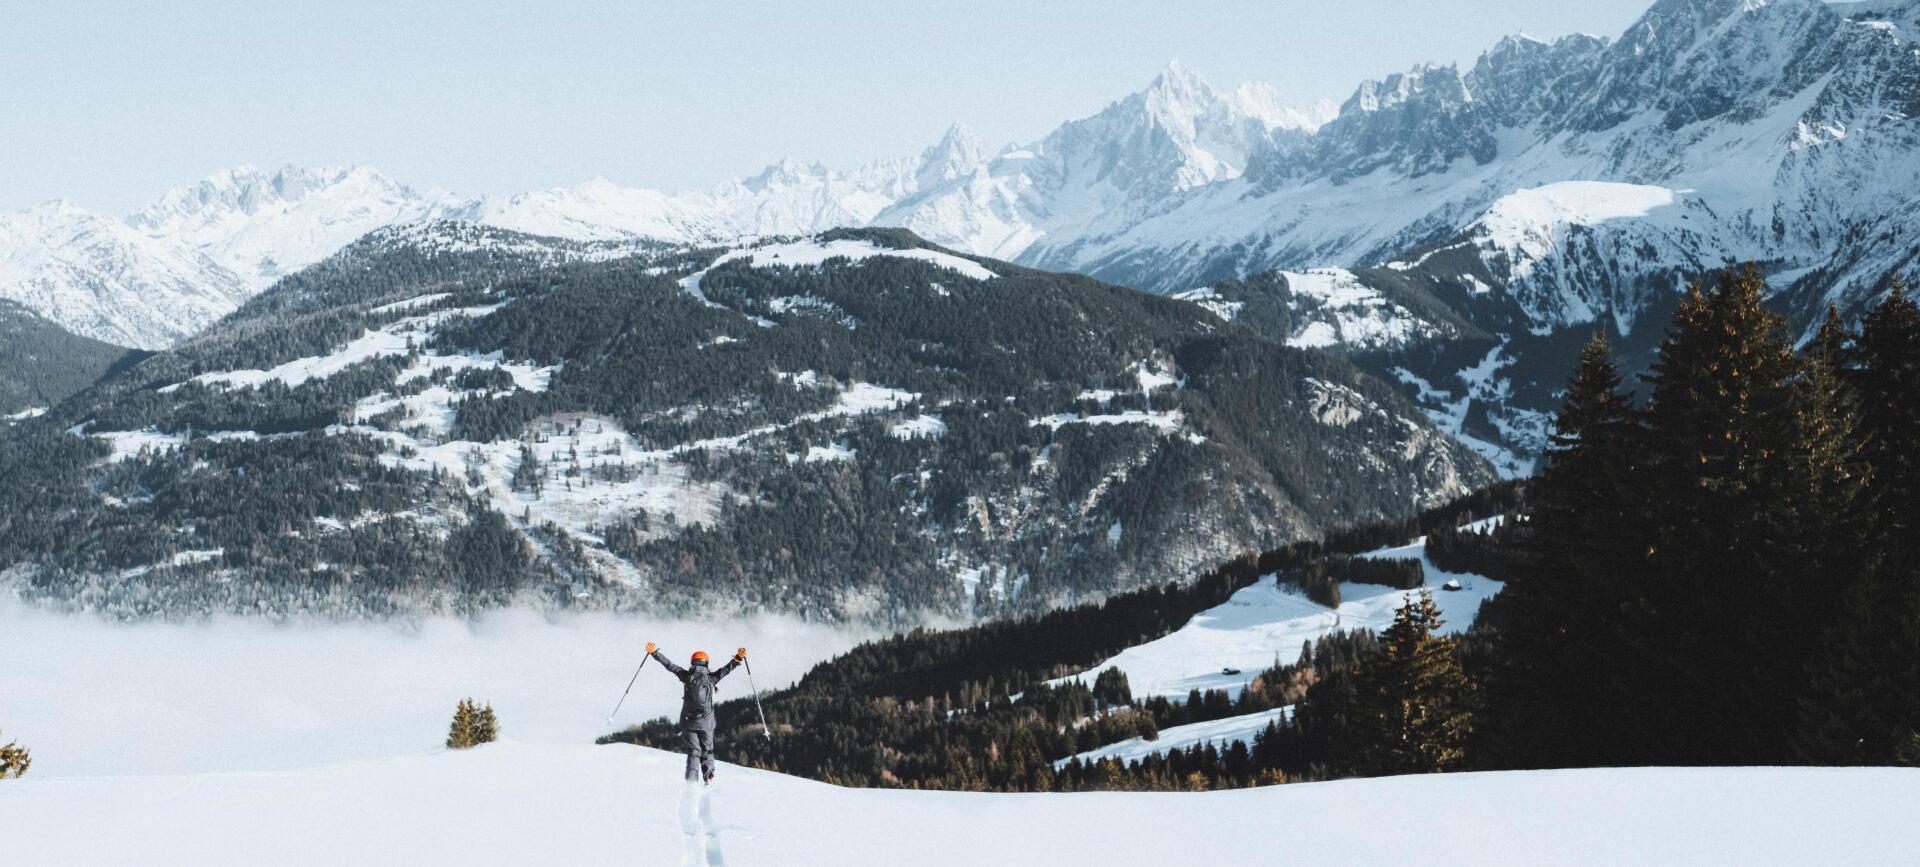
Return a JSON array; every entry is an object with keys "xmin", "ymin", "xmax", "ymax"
[{"xmin": 681, "ymin": 666, "xmax": 717, "ymax": 721}]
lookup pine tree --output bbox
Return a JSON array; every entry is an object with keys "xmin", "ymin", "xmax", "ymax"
[
  {"xmin": 1345, "ymin": 590, "xmax": 1475, "ymax": 776},
  {"xmin": 1626, "ymin": 264, "xmax": 1869, "ymax": 763},
  {"xmin": 1800, "ymin": 282, "xmax": 1920, "ymax": 762},
  {"xmin": 1814, "ymin": 302, "xmax": 1853, "ymax": 369},
  {"xmin": 1483, "ymin": 334, "xmax": 1638, "ymax": 768},
  {"xmin": 1848, "ymin": 282, "xmax": 1920, "ymax": 564},
  {"xmin": 1092, "ymin": 666, "xmax": 1133, "ymax": 708},
  {"xmin": 447, "ymin": 697, "xmax": 498, "ymax": 749},
  {"xmin": 0, "ymin": 729, "xmax": 30, "ymax": 779}
]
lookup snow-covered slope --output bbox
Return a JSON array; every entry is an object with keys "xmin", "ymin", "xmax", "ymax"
[
  {"xmin": 4, "ymin": 741, "xmax": 1914, "ymax": 866},
  {"xmin": 1054, "ymin": 528, "xmax": 1501, "ymax": 700},
  {"xmin": 1056, "ymin": 706, "xmax": 1295, "ymax": 770}
]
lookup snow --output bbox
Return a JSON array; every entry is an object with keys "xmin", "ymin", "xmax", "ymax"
[
  {"xmin": 1031, "ymin": 410, "xmax": 1185, "ymax": 433},
  {"xmin": 736, "ymin": 238, "xmax": 998, "ymax": 281},
  {"xmin": 1052, "ymin": 532, "xmax": 1502, "ymax": 700},
  {"xmin": 1470, "ymin": 182, "xmax": 1682, "ymax": 282},
  {"xmin": 162, "ymin": 304, "xmax": 540, "ymax": 393},
  {"xmin": 88, "ymin": 428, "xmax": 186, "ymax": 462},
  {"xmin": 676, "ymin": 239, "xmax": 996, "ymax": 323},
  {"xmin": 336, "ymin": 374, "xmax": 918, "ymax": 542},
  {"xmin": 168, "ymin": 549, "xmax": 224, "ymax": 567},
  {"xmin": 1171, "ymin": 286, "xmax": 1245, "ymax": 321},
  {"xmin": 676, "ymin": 268, "xmax": 733, "ymax": 312},
  {"xmin": 1056, "ymin": 706, "xmax": 1293, "ymax": 770},
  {"xmin": 3, "ymin": 741, "xmax": 1914, "ymax": 865},
  {"xmin": 4, "ymin": 406, "xmax": 47, "ymax": 421},
  {"xmin": 1134, "ymin": 360, "xmax": 1179, "ymax": 392},
  {"xmin": 368, "ymin": 292, "xmax": 452, "ymax": 315},
  {"xmin": 694, "ymin": 238, "xmax": 996, "ymax": 285},
  {"xmin": 804, "ymin": 443, "xmax": 857, "ymax": 463},
  {"xmin": 1279, "ymin": 268, "xmax": 1428, "ymax": 351},
  {"xmin": 888, "ymin": 414, "xmax": 947, "ymax": 439}
]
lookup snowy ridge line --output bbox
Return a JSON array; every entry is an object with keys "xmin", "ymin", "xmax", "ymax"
[{"xmin": 676, "ymin": 237, "xmax": 999, "ymax": 316}]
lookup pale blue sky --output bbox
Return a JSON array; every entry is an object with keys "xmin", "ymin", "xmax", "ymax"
[{"xmin": 2, "ymin": 0, "xmax": 1663, "ymax": 214}]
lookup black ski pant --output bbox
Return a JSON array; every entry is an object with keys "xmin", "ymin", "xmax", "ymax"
[{"xmin": 682, "ymin": 719, "xmax": 716, "ymax": 782}]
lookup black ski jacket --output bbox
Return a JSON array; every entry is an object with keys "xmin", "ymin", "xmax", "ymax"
[{"xmin": 650, "ymin": 651, "xmax": 740, "ymax": 728}]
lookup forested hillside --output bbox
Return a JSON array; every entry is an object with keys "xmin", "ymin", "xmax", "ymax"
[
  {"xmin": 0, "ymin": 300, "xmax": 144, "ymax": 416},
  {"xmin": 0, "ymin": 223, "xmax": 1492, "ymax": 622}
]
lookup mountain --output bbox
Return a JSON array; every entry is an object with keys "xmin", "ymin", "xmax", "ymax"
[
  {"xmin": 126, "ymin": 164, "xmax": 456, "ymax": 289},
  {"xmin": 872, "ymin": 62, "xmax": 1335, "ymax": 259},
  {"xmin": 1045, "ymin": 0, "xmax": 1920, "ymax": 471},
  {"xmin": 0, "ymin": 223, "xmax": 1492, "ymax": 622},
  {"xmin": 11, "ymin": 0, "xmax": 1919, "ymax": 468},
  {"xmin": 0, "ymin": 64, "xmax": 1331, "ymax": 350},
  {"xmin": 0, "ymin": 200, "xmax": 251, "ymax": 349},
  {"xmin": 0, "ymin": 299, "xmax": 144, "ymax": 416}
]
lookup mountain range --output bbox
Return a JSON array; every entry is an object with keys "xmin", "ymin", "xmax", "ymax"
[
  {"xmin": 0, "ymin": 224, "xmax": 1491, "ymax": 621},
  {"xmin": 6, "ymin": 0, "xmax": 1919, "ymax": 470}
]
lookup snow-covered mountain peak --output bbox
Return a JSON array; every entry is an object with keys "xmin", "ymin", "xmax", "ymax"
[
  {"xmin": 742, "ymin": 157, "xmax": 834, "ymax": 192},
  {"xmin": 1344, "ymin": 64, "xmax": 1471, "ymax": 116},
  {"xmin": 13, "ymin": 198, "xmax": 90, "ymax": 225},
  {"xmin": 1228, "ymin": 82, "xmax": 1339, "ymax": 133},
  {"xmin": 128, "ymin": 164, "xmax": 419, "ymax": 233},
  {"xmin": 115, "ymin": 162, "xmax": 455, "ymax": 292},
  {"xmin": 1142, "ymin": 60, "xmax": 1216, "ymax": 120},
  {"xmin": 0, "ymin": 198, "xmax": 248, "ymax": 349},
  {"xmin": 916, "ymin": 123, "xmax": 989, "ymax": 186}
]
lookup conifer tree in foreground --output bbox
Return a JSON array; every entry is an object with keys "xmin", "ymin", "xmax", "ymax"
[
  {"xmin": 1516, "ymin": 264, "xmax": 1872, "ymax": 765},
  {"xmin": 1345, "ymin": 590, "xmax": 1475, "ymax": 775},
  {"xmin": 1608, "ymin": 265, "xmax": 1870, "ymax": 764},
  {"xmin": 1847, "ymin": 282, "xmax": 1920, "ymax": 564},
  {"xmin": 1483, "ymin": 334, "xmax": 1640, "ymax": 768},
  {"xmin": 446, "ymin": 698, "xmax": 499, "ymax": 750},
  {"xmin": 1800, "ymin": 283, "xmax": 1920, "ymax": 763}
]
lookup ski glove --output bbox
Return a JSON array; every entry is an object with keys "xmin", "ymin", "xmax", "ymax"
[
  {"xmin": 735, "ymin": 648, "xmax": 747, "ymax": 661},
  {"xmin": 645, "ymin": 642, "xmax": 658, "ymax": 654}
]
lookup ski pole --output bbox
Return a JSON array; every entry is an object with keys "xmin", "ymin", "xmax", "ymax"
[
  {"xmin": 606, "ymin": 651, "xmax": 650, "ymax": 726},
  {"xmin": 744, "ymin": 658, "xmax": 771, "ymax": 740}
]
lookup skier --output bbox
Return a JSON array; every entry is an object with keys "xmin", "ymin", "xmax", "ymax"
[{"xmin": 644, "ymin": 642, "xmax": 746, "ymax": 784}]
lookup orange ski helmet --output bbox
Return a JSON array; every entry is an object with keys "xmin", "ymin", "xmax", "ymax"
[{"xmin": 691, "ymin": 651, "xmax": 710, "ymax": 664}]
